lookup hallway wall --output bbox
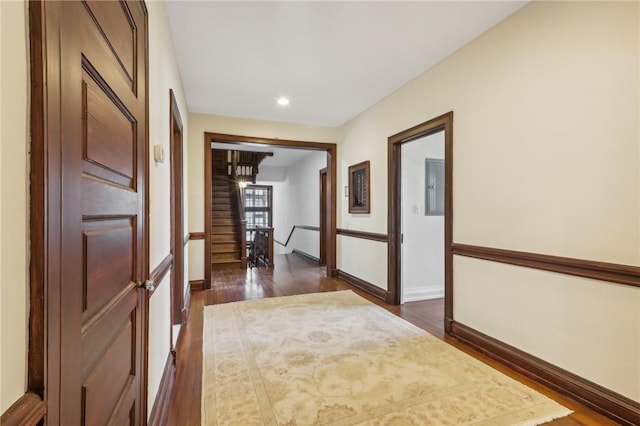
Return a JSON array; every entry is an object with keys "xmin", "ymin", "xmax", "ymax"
[
  {"xmin": 338, "ymin": 1, "xmax": 640, "ymax": 401},
  {"xmin": 146, "ymin": 0, "xmax": 190, "ymax": 415},
  {"xmin": 0, "ymin": 0, "xmax": 29, "ymax": 413},
  {"xmin": 263, "ymin": 151, "xmax": 326, "ymax": 258}
]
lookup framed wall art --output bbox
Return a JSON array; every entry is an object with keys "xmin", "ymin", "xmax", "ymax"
[{"xmin": 348, "ymin": 160, "xmax": 370, "ymax": 214}]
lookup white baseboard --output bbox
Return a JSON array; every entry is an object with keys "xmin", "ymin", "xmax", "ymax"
[
  {"xmin": 275, "ymin": 245, "xmax": 293, "ymax": 255},
  {"xmin": 402, "ymin": 287, "xmax": 444, "ymax": 303}
]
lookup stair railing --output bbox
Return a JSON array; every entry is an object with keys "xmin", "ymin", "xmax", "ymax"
[
  {"xmin": 226, "ymin": 150, "xmax": 273, "ymax": 184},
  {"xmin": 234, "ymin": 179, "xmax": 248, "ymax": 269},
  {"xmin": 224, "ymin": 149, "xmax": 276, "ymax": 269},
  {"xmin": 224, "ymin": 150, "xmax": 248, "ymax": 268},
  {"xmin": 246, "ymin": 227, "xmax": 274, "ymax": 268}
]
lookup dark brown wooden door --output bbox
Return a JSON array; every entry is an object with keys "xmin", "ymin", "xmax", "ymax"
[
  {"xmin": 319, "ymin": 168, "xmax": 328, "ymax": 266},
  {"xmin": 170, "ymin": 90, "xmax": 185, "ymax": 326},
  {"xmin": 55, "ymin": 1, "xmax": 148, "ymax": 424}
]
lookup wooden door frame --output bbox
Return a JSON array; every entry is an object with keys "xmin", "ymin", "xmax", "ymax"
[
  {"xmin": 204, "ymin": 133, "xmax": 338, "ymax": 289},
  {"xmin": 319, "ymin": 168, "xmax": 328, "ymax": 266},
  {"xmin": 27, "ymin": 2, "xmax": 150, "ymax": 423},
  {"xmin": 169, "ymin": 89, "xmax": 184, "ymax": 327},
  {"xmin": 388, "ymin": 112, "xmax": 454, "ymax": 333}
]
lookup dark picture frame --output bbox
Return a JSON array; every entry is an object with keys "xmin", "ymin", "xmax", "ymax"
[{"xmin": 348, "ymin": 160, "xmax": 370, "ymax": 213}]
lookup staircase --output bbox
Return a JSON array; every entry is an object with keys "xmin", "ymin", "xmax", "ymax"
[{"xmin": 211, "ymin": 151, "xmax": 244, "ymax": 270}]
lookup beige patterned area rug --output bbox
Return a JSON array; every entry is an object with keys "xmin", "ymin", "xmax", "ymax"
[{"xmin": 202, "ymin": 291, "xmax": 571, "ymax": 425}]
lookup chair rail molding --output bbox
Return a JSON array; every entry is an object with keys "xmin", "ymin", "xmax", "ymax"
[
  {"xmin": 452, "ymin": 243, "xmax": 640, "ymax": 288},
  {"xmin": 337, "ymin": 228, "xmax": 388, "ymax": 243}
]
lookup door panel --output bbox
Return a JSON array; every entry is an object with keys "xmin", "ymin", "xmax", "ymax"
[
  {"xmin": 82, "ymin": 318, "xmax": 135, "ymax": 426},
  {"xmin": 83, "ymin": 1, "xmax": 137, "ymax": 84},
  {"xmin": 84, "ymin": 73, "xmax": 136, "ymax": 182},
  {"xmin": 81, "ymin": 291, "xmax": 138, "ymax": 379},
  {"xmin": 82, "ymin": 219, "xmax": 134, "ymax": 319},
  {"xmin": 54, "ymin": 1, "xmax": 147, "ymax": 424}
]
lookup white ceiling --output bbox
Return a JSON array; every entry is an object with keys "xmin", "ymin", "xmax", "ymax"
[{"xmin": 166, "ymin": 1, "xmax": 527, "ymax": 127}]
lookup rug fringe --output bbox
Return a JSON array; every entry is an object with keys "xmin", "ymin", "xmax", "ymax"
[{"xmin": 515, "ymin": 408, "xmax": 574, "ymax": 426}]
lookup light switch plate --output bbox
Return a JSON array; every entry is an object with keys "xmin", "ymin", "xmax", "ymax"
[{"xmin": 154, "ymin": 145, "xmax": 165, "ymax": 163}]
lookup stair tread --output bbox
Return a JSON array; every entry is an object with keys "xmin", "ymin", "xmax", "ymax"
[{"xmin": 212, "ymin": 259, "xmax": 242, "ymax": 264}]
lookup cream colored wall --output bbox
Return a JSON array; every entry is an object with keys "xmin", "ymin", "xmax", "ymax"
[
  {"xmin": 339, "ymin": 1, "xmax": 640, "ymax": 400},
  {"xmin": 187, "ymin": 113, "xmax": 340, "ymax": 280},
  {"xmin": 266, "ymin": 152, "xmax": 326, "ymax": 258},
  {"xmin": 455, "ymin": 257, "xmax": 640, "ymax": 400},
  {"xmin": 147, "ymin": 274, "xmax": 171, "ymax": 415},
  {"xmin": 638, "ymin": 1, "xmax": 640, "ymax": 397},
  {"xmin": 336, "ymin": 237, "xmax": 387, "ymax": 288},
  {"xmin": 146, "ymin": 0, "xmax": 190, "ymax": 416},
  {"xmin": 0, "ymin": 0, "xmax": 29, "ymax": 413},
  {"xmin": 338, "ymin": 148, "xmax": 387, "ymax": 284}
]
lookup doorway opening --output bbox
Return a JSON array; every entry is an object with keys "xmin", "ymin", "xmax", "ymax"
[
  {"xmin": 388, "ymin": 112, "xmax": 454, "ymax": 333},
  {"xmin": 400, "ymin": 130, "xmax": 445, "ymax": 303},
  {"xmin": 203, "ymin": 133, "xmax": 338, "ymax": 289},
  {"xmin": 170, "ymin": 89, "xmax": 185, "ymax": 345}
]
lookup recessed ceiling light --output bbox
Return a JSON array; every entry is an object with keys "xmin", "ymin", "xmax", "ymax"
[{"xmin": 277, "ymin": 97, "xmax": 290, "ymax": 106}]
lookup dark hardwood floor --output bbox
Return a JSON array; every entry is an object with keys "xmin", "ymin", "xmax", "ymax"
[{"xmin": 165, "ymin": 254, "xmax": 618, "ymax": 425}]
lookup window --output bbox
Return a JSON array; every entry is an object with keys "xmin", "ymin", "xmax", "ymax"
[{"xmin": 244, "ymin": 185, "xmax": 273, "ymax": 230}]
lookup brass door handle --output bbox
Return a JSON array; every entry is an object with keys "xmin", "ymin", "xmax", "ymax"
[{"xmin": 136, "ymin": 279, "xmax": 156, "ymax": 292}]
